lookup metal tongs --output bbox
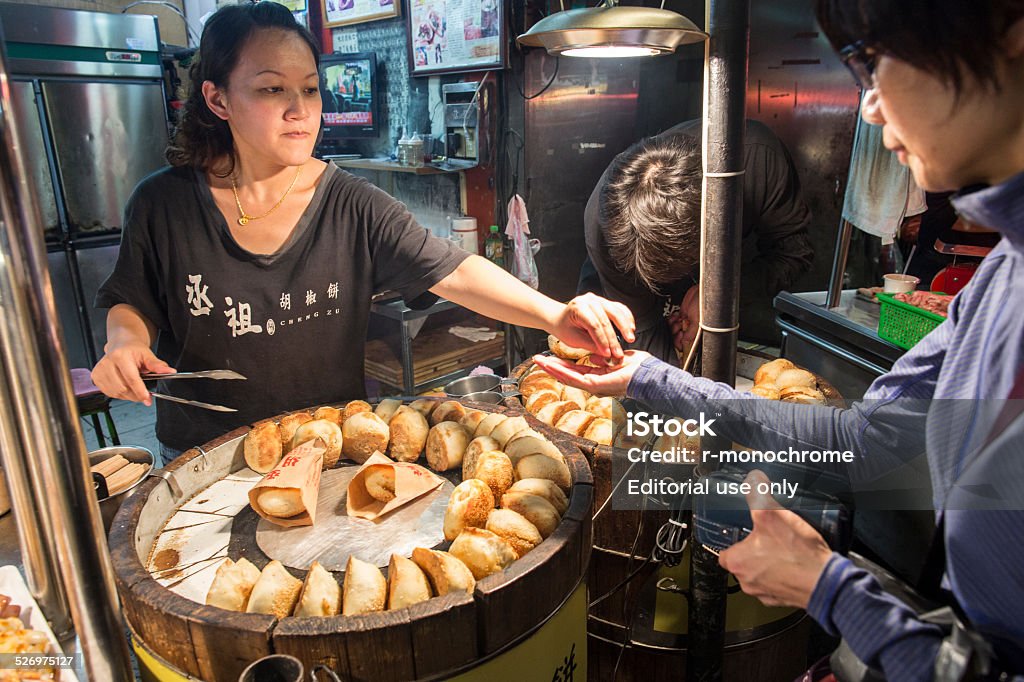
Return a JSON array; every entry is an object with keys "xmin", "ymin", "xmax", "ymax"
[
  {"xmin": 140, "ymin": 369, "xmax": 247, "ymax": 381},
  {"xmin": 141, "ymin": 369, "xmax": 246, "ymax": 412}
]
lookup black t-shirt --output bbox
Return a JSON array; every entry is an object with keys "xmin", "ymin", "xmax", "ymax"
[
  {"xmin": 582, "ymin": 119, "xmax": 813, "ymax": 359},
  {"xmin": 96, "ymin": 163, "xmax": 468, "ymax": 449}
]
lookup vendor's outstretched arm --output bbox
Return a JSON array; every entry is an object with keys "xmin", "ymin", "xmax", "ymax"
[{"xmin": 431, "ymin": 255, "xmax": 637, "ymax": 360}]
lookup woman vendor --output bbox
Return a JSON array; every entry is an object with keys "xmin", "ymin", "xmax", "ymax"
[{"xmin": 92, "ymin": 2, "xmax": 635, "ymax": 464}]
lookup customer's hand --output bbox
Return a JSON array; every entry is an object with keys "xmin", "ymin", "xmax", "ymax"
[
  {"xmin": 550, "ymin": 293, "xmax": 636, "ymax": 363},
  {"xmin": 91, "ymin": 343, "xmax": 175, "ymax": 406},
  {"xmin": 532, "ymin": 350, "xmax": 650, "ymax": 397},
  {"xmin": 718, "ymin": 470, "xmax": 833, "ymax": 609}
]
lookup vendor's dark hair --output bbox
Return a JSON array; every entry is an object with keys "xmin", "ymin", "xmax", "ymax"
[
  {"xmin": 815, "ymin": 0, "xmax": 1024, "ymax": 94},
  {"xmin": 166, "ymin": 1, "xmax": 320, "ymax": 174},
  {"xmin": 601, "ymin": 134, "xmax": 702, "ymax": 292}
]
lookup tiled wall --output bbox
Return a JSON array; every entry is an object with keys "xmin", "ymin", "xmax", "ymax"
[{"xmin": 330, "ymin": 16, "xmax": 465, "ymax": 239}]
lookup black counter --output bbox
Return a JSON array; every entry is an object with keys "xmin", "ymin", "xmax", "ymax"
[{"xmin": 775, "ymin": 290, "xmax": 905, "ymax": 400}]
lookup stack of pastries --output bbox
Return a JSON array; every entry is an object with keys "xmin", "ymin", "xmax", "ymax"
[
  {"xmin": 749, "ymin": 358, "xmax": 827, "ymax": 404},
  {"xmin": 208, "ymin": 396, "xmax": 577, "ymax": 617},
  {"xmin": 517, "ymin": 364, "xmax": 619, "ymax": 447},
  {"xmin": 254, "ymin": 397, "xmax": 576, "ymax": 499}
]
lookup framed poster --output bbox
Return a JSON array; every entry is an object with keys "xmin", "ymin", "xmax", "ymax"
[
  {"xmin": 408, "ymin": 0, "xmax": 504, "ymax": 76},
  {"xmin": 322, "ymin": 0, "xmax": 400, "ymax": 29}
]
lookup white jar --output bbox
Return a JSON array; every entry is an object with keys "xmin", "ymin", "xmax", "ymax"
[{"xmin": 451, "ymin": 217, "xmax": 478, "ymax": 254}]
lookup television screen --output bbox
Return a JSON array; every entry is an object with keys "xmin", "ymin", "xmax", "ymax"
[{"xmin": 319, "ymin": 52, "xmax": 378, "ymax": 139}]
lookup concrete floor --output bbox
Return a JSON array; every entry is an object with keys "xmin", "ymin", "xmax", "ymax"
[{"xmin": 81, "ymin": 398, "xmax": 159, "ymax": 457}]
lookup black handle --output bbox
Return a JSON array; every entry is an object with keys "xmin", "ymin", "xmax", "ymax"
[{"xmin": 92, "ymin": 472, "xmax": 109, "ymax": 499}]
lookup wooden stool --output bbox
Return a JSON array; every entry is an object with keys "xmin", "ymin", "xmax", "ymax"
[{"xmin": 71, "ymin": 368, "xmax": 119, "ymax": 447}]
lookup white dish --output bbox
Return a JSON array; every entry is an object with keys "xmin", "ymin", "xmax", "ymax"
[
  {"xmin": 0, "ymin": 565, "xmax": 79, "ymax": 682},
  {"xmin": 883, "ymin": 273, "xmax": 920, "ymax": 294}
]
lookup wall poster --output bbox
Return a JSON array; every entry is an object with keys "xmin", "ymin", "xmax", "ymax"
[
  {"xmin": 279, "ymin": 0, "xmax": 308, "ymax": 26},
  {"xmin": 408, "ymin": 0, "xmax": 504, "ymax": 76},
  {"xmin": 322, "ymin": 0, "xmax": 400, "ymax": 29}
]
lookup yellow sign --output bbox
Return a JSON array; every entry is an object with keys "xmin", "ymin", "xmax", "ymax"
[{"xmin": 450, "ymin": 583, "xmax": 587, "ymax": 682}]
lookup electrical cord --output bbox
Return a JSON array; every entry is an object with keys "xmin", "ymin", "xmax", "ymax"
[
  {"xmin": 653, "ymin": 503, "xmax": 691, "ymax": 567},
  {"xmin": 515, "ymin": 55, "xmax": 560, "ymax": 100},
  {"xmin": 590, "ymin": 461, "xmax": 657, "ymax": 610},
  {"xmin": 621, "ymin": 474, "xmax": 649, "ymax": 628},
  {"xmin": 588, "ymin": 556, "xmax": 654, "ymax": 610},
  {"xmin": 612, "ymin": 590, "xmax": 646, "ymax": 682},
  {"xmin": 592, "ymin": 460, "xmax": 637, "ymax": 521}
]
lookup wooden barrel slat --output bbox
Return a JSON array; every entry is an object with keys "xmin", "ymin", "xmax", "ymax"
[
  {"xmin": 120, "ymin": 585, "xmax": 200, "ymax": 677},
  {"xmin": 342, "ymin": 608, "xmax": 416, "ymax": 682},
  {"xmin": 270, "ymin": 625, "xmax": 348, "ymax": 679},
  {"xmin": 589, "ymin": 616, "xmax": 811, "ymax": 682},
  {"xmin": 406, "ymin": 592, "xmax": 479, "ymax": 678},
  {"xmin": 473, "ymin": 486, "xmax": 591, "ymax": 654},
  {"xmin": 272, "ymin": 592, "xmax": 478, "ymax": 681},
  {"xmin": 588, "ymin": 549, "xmax": 651, "ymax": 626},
  {"xmin": 188, "ymin": 605, "xmax": 277, "ymax": 681},
  {"xmin": 274, "ymin": 608, "xmax": 417, "ymax": 682},
  {"xmin": 133, "ymin": 577, "xmax": 284, "ymax": 679}
]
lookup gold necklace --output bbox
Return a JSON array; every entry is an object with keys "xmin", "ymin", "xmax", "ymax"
[{"xmin": 230, "ymin": 165, "xmax": 302, "ymax": 226}]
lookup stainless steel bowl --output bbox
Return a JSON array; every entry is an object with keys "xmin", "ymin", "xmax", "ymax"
[
  {"xmin": 89, "ymin": 446, "xmax": 154, "ymax": 533},
  {"xmin": 444, "ymin": 374, "xmax": 502, "ymax": 396},
  {"xmin": 459, "ymin": 390, "xmax": 504, "ymax": 404}
]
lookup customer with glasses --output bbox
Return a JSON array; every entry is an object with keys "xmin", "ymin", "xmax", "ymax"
[{"xmin": 536, "ymin": 1, "xmax": 1024, "ymax": 679}]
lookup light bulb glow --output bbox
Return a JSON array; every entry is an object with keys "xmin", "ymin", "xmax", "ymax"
[{"xmin": 560, "ymin": 45, "xmax": 663, "ymax": 58}]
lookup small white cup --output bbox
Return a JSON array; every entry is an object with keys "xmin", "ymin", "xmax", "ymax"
[{"xmin": 883, "ymin": 273, "xmax": 920, "ymax": 294}]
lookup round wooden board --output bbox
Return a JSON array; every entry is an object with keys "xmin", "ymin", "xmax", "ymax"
[{"xmin": 255, "ymin": 467, "xmax": 455, "ymax": 571}]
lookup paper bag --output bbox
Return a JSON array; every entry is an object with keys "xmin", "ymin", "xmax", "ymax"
[
  {"xmin": 347, "ymin": 452, "xmax": 445, "ymax": 520},
  {"xmin": 248, "ymin": 439, "xmax": 325, "ymax": 527}
]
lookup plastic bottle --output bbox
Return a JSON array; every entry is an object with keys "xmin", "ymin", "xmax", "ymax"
[
  {"xmin": 397, "ymin": 133, "xmax": 411, "ymax": 165},
  {"xmin": 407, "ymin": 133, "xmax": 425, "ymax": 168},
  {"xmin": 484, "ymin": 225, "xmax": 504, "ymax": 266}
]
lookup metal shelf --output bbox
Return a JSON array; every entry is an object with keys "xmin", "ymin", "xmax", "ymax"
[
  {"xmin": 335, "ymin": 158, "xmax": 456, "ymax": 175},
  {"xmin": 367, "ymin": 296, "xmax": 505, "ymax": 395}
]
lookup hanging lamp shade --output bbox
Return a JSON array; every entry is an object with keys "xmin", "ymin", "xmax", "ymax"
[{"xmin": 517, "ymin": 3, "xmax": 707, "ymax": 58}]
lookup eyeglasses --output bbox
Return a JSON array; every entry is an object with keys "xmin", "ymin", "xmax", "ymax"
[{"xmin": 839, "ymin": 41, "xmax": 877, "ymax": 91}]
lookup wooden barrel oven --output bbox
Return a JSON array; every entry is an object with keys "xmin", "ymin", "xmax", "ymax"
[
  {"xmin": 506, "ymin": 357, "xmax": 824, "ymax": 680},
  {"xmin": 108, "ymin": 401, "xmax": 593, "ymax": 682}
]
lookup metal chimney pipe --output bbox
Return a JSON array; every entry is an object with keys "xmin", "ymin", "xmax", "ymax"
[
  {"xmin": 690, "ymin": 0, "xmax": 750, "ymax": 680},
  {"xmin": 699, "ymin": 0, "xmax": 748, "ymax": 386},
  {"xmin": 0, "ymin": 37, "xmax": 134, "ymax": 681},
  {"xmin": 0, "ymin": 367, "xmax": 74, "ymax": 638}
]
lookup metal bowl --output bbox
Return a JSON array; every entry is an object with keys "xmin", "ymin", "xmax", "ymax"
[
  {"xmin": 89, "ymin": 446, "xmax": 154, "ymax": 533},
  {"xmin": 458, "ymin": 390, "xmax": 505, "ymax": 404},
  {"xmin": 444, "ymin": 374, "xmax": 502, "ymax": 397}
]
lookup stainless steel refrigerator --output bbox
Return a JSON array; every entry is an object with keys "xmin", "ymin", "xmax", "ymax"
[{"xmin": 0, "ymin": 3, "xmax": 170, "ymax": 368}]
